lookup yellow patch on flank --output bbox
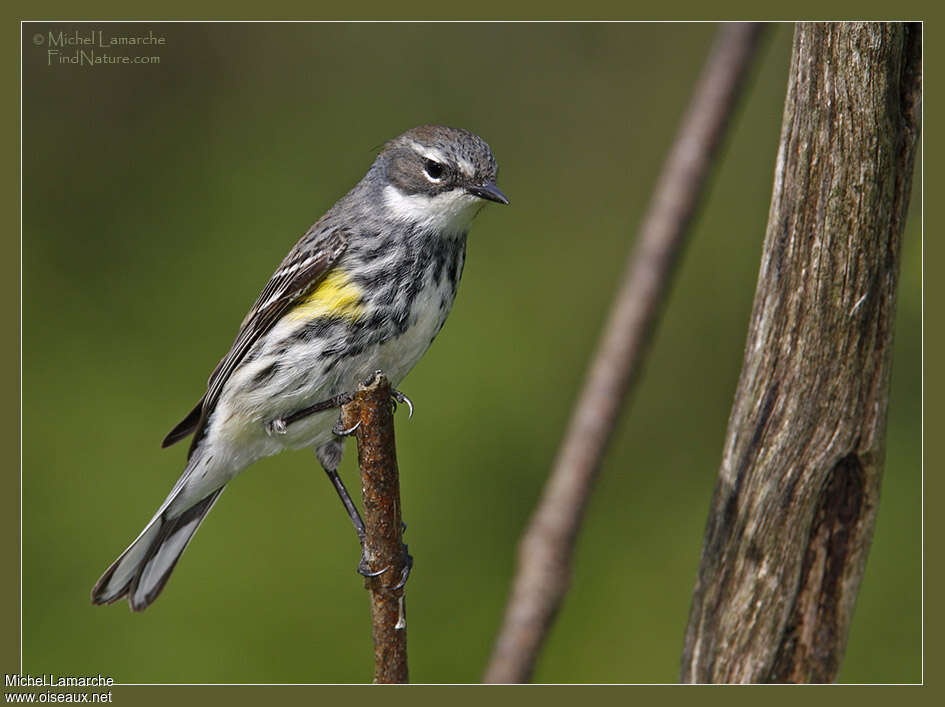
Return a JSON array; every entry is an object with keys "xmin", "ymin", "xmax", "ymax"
[{"xmin": 285, "ymin": 269, "xmax": 365, "ymax": 321}]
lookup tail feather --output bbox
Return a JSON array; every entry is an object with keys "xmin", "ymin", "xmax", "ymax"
[
  {"xmin": 91, "ymin": 489, "xmax": 223, "ymax": 611},
  {"xmin": 161, "ymin": 396, "xmax": 204, "ymax": 449}
]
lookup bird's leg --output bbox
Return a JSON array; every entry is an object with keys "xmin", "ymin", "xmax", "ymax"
[
  {"xmin": 270, "ymin": 391, "xmax": 355, "ymax": 433},
  {"xmin": 315, "ymin": 432, "xmax": 387, "ymax": 579},
  {"xmin": 271, "ymin": 370, "xmax": 414, "ymax": 434},
  {"xmin": 324, "ymin": 464, "xmax": 365, "ymax": 541},
  {"xmin": 300, "ymin": 373, "xmax": 414, "ymax": 582},
  {"xmin": 317, "ymin": 427, "xmax": 413, "ymax": 584}
]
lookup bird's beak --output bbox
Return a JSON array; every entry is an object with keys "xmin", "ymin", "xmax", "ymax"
[{"xmin": 468, "ymin": 182, "xmax": 510, "ymax": 205}]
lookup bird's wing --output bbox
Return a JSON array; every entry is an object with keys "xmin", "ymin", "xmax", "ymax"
[{"xmin": 161, "ymin": 226, "xmax": 350, "ymax": 454}]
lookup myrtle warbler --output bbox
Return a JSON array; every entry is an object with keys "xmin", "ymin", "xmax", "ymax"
[{"xmin": 91, "ymin": 125, "xmax": 508, "ymax": 611}]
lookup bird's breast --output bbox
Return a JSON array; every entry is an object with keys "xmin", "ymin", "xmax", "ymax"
[{"xmin": 353, "ymin": 231, "xmax": 467, "ymax": 384}]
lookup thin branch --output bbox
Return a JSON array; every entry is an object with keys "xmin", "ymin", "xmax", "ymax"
[
  {"xmin": 340, "ymin": 373, "xmax": 409, "ymax": 684},
  {"xmin": 483, "ymin": 23, "xmax": 766, "ymax": 684}
]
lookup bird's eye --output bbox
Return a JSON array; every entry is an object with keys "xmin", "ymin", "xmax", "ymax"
[{"xmin": 423, "ymin": 159, "xmax": 444, "ymax": 181}]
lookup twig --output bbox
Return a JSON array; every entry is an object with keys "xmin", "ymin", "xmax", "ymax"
[
  {"xmin": 340, "ymin": 373, "xmax": 409, "ymax": 684},
  {"xmin": 482, "ymin": 23, "xmax": 766, "ymax": 684}
]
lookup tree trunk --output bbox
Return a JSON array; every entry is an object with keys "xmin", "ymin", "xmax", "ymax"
[{"xmin": 680, "ymin": 22, "xmax": 921, "ymax": 684}]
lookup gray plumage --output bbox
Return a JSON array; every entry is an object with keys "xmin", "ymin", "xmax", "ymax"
[{"xmin": 92, "ymin": 125, "xmax": 507, "ymax": 611}]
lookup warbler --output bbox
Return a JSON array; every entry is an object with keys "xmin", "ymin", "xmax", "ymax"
[{"xmin": 91, "ymin": 125, "xmax": 508, "ymax": 611}]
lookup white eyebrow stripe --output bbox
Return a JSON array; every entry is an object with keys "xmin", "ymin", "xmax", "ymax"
[
  {"xmin": 409, "ymin": 141, "xmax": 448, "ymax": 166},
  {"xmin": 456, "ymin": 157, "xmax": 475, "ymax": 178}
]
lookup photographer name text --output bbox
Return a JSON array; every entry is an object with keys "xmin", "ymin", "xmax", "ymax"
[
  {"xmin": 5, "ymin": 674, "xmax": 114, "ymax": 688},
  {"xmin": 45, "ymin": 30, "xmax": 166, "ymax": 47}
]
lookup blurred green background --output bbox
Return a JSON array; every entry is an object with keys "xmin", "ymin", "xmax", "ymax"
[{"xmin": 21, "ymin": 23, "xmax": 920, "ymax": 683}]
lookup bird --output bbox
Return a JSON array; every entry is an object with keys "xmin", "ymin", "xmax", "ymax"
[{"xmin": 91, "ymin": 125, "xmax": 509, "ymax": 611}]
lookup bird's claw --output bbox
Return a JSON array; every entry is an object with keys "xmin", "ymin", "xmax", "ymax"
[
  {"xmin": 358, "ymin": 562, "xmax": 389, "ymax": 578},
  {"xmin": 333, "ymin": 418, "xmax": 361, "ymax": 436},
  {"xmin": 356, "ymin": 543, "xmax": 412, "ymax": 590},
  {"xmin": 357, "ymin": 546, "xmax": 389, "ymax": 578},
  {"xmin": 391, "ymin": 547, "xmax": 413, "ymax": 591},
  {"xmin": 391, "ymin": 390, "xmax": 414, "ymax": 419}
]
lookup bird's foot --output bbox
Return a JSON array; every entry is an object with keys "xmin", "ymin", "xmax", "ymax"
[
  {"xmin": 390, "ymin": 390, "xmax": 414, "ymax": 418},
  {"xmin": 357, "ymin": 543, "xmax": 413, "ymax": 591}
]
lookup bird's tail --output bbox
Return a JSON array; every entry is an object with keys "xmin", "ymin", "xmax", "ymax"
[{"xmin": 91, "ymin": 487, "xmax": 223, "ymax": 611}]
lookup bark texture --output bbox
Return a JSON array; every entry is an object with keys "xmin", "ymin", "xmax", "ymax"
[
  {"xmin": 340, "ymin": 374, "xmax": 409, "ymax": 684},
  {"xmin": 680, "ymin": 22, "xmax": 921, "ymax": 684}
]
